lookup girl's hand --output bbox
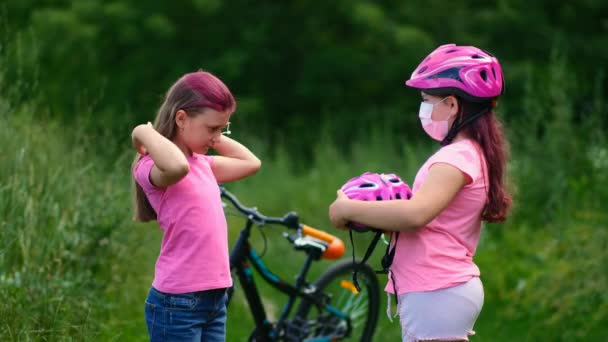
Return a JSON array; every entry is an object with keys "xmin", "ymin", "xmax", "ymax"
[
  {"xmin": 329, "ymin": 190, "xmax": 351, "ymax": 230},
  {"xmin": 136, "ymin": 142, "xmax": 147, "ymax": 156}
]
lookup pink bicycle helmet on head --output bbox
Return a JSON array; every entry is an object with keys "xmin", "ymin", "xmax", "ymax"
[{"xmin": 406, "ymin": 43, "xmax": 504, "ymax": 102}]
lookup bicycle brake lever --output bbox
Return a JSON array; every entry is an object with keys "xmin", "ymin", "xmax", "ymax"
[
  {"xmin": 283, "ymin": 232, "xmax": 297, "ymax": 243},
  {"xmin": 293, "ymin": 236, "xmax": 327, "ymax": 252}
]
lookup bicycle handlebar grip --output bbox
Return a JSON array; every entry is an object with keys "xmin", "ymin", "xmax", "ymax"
[{"xmin": 301, "ymin": 225, "xmax": 345, "ymax": 260}]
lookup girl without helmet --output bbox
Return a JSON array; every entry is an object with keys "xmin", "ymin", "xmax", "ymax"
[
  {"xmin": 329, "ymin": 44, "xmax": 512, "ymax": 342},
  {"xmin": 131, "ymin": 71, "xmax": 261, "ymax": 341}
]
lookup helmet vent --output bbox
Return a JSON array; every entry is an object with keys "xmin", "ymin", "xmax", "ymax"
[
  {"xmin": 395, "ymin": 194, "xmax": 402, "ymax": 199},
  {"xmin": 472, "ymin": 54, "xmax": 484, "ymax": 59},
  {"xmin": 480, "ymin": 70, "xmax": 488, "ymax": 81},
  {"xmin": 418, "ymin": 66, "xmax": 428, "ymax": 74},
  {"xmin": 446, "ymin": 49, "xmax": 459, "ymax": 53},
  {"xmin": 376, "ymin": 196, "xmax": 383, "ymax": 201},
  {"xmin": 425, "ymin": 67, "xmax": 464, "ymax": 82},
  {"xmin": 359, "ymin": 183, "xmax": 375, "ymax": 188},
  {"xmin": 492, "ymin": 67, "xmax": 496, "ymax": 79}
]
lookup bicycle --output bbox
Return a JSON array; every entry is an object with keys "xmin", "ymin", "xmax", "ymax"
[{"xmin": 221, "ymin": 187, "xmax": 380, "ymax": 341}]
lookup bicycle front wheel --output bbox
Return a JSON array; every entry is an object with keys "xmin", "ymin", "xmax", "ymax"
[{"xmin": 293, "ymin": 259, "xmax": 380, "ymax": 341}]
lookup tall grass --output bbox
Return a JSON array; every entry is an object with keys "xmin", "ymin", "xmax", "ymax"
[{"xmin": 0, "ymin": 103, "xmax": 132, "ymax": 339}]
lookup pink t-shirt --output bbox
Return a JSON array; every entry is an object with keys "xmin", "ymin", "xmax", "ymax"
[
  {"xmin": 133, "ymin": 154, "xmax": 232, "ymax": 294},
  {"xmin": 386, "ymin": 139, "xmax": 487, "ymax": 295}
]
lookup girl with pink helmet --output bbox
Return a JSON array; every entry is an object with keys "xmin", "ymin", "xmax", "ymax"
[{"xmin": 329, "ymin": 44, "xmax": 512, "ymax": 341}]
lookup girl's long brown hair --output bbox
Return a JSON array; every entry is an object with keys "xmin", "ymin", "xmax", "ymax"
[
  {"xmin": 457, "ymin": 99, "xmax": 512, "ymax": 223},
  {"xmin": 132, "ymin": 71, "xmax": 236, "ymax": 222}
]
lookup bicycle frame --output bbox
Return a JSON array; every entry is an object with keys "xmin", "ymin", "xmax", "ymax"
[{"xmin": 222, "ymin": 188, "xmax": 351, "ymax": 340}]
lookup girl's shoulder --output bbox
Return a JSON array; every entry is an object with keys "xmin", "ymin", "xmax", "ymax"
[
  {"xmin": 134, "ymin": 154, "xmax": 154, "ymax": 170},
  {"xmin": 191, "ymin": 153, "xmax": 215, "ymax": 166},
  {"xmin": 429, "ymin": 139, "xmax": 484, "ymax": 181},
  {"xmin": 133, "ymin": 155, "xmax": 161, "ymax": 192},
  {"xmin": 436, "ymin": 139, "xmax": 481, "ymax": 160},
  {"xmin": 442, "ymin": 138, "xmax": 478, "ymax": 151}
]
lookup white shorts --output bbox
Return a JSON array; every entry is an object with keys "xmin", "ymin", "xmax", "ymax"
[{"xmin": 393, "ymin": 277, "xmax": 484, "ymax": 342}]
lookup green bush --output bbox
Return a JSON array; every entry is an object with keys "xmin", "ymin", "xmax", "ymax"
[{"xmin": 2, "ymin": 0, "xmax": 607, "ymax": 153}]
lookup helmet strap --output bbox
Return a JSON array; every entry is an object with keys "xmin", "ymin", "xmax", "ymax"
[
  {"xmin": 349, "ymin": 229, "xmax": 384, "ymax": 292},
  {"xmin": 441, "ymin": 104, "xmax": 492, "ymax": 146}
]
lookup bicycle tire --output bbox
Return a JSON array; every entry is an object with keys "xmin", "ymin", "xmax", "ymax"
[{"xmin": 293, "ymin": 259, "xmax": 380, "ymax": 341}]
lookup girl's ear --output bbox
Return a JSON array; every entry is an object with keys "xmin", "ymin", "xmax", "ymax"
[
  {"xmin": 446, "ymin": 96, "xmax": 460, "ymax": 117},
  {"xmin": 175, "ymin": 110, "xmax": 188, "ymax": 129}
]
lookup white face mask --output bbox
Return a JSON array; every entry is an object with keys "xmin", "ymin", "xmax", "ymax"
[{"xmin": 418, "ymin": 97, "xmax": 451, "ymax": 141}]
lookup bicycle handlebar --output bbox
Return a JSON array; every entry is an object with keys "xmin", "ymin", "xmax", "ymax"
[
  {"xmin": 220, "ymin": 186, "xmax": 300, "ymax": 229},
  {"xmin": 220, "ymin": 186, "xmax": 345, "ymax": 260}
]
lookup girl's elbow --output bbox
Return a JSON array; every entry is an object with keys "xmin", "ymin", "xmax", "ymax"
[
  {"xmin": 246, "ymin": 160, "xmax": 262, "ymax": 177},
  {"xmin": 232, "ymin": 159, "xmax": 261, "ymax": 180},
  {"xmin": 411, "ymin": 212, "xmax": 435, "ymax": 229},
  {"xmin": 179, "ymin": 162, "xmax": 191, "ymax": 176},
  {"xmin": 246, "ymin": 158, "xmax": 261, "ymax": 176},
  {"xmin": 252, "ymin": 158, "xmax": 262, "ymax": 172},
  {"xmin": 398, "ymin": 209, "xmax": 433, "ymax": 231},
  {"xmin": 168, "ymin": 162, "xmax": 190, "ymax": 179},
  {"xmin": 396, "ymin": 200, "xmax": 435, "ymax": 230}
]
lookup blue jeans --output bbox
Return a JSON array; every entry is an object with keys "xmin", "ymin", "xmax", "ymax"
[{"xmin": 144, "ymin": 287, "xmax": 228, "ymax": 342}]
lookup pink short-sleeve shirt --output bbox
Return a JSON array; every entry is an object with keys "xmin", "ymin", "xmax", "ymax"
[
  {"xmin": 133, "ymin": 154, "xmax": 232, "ymax": 294},
  {"xmin": 386, "ymin": 139, "xmax": 488, "ymax": 295}
]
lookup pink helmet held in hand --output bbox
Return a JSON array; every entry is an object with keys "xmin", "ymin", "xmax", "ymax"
[
  {"xmin": 339, "ymin": 172, "xmax": 413, "ymax": 292},
  {"xmin": 340, "ymin": 172, "xmax": 392, "ymax": 232},
  {"xmin": 406, "ymin": 44, "xmax": 504, "ymax": 102},
  {"xmin": 381, "ymin": 173, "xmax": 413, "ymax": 201}
]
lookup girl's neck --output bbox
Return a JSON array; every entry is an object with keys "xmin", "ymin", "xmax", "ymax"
[
  {"xmin": 173, "ymin": 138, "xmax": 193, "ymax": 157},
  {"xmin": 451, "ymin": 131, "xmax": 469, "ymax": 143}
]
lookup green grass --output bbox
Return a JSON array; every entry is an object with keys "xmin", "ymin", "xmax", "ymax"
[{"xmin": 0, "ymin": 109, "xmax": 131, "ymax": 339}]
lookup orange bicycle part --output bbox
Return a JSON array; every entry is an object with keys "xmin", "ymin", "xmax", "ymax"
[{"xmin": 301, "ymin": 225, "xmax": 345, "ymax": 260}]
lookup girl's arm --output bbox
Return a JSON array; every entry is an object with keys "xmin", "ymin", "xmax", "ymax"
[
  {"xmin": 132, "ymin": 123, "xmax": 190, "ymax": 187},
  {"xmin": 210, "ymin": 136, "xmax": 261, "ymax": 182},
  {"xmin": 329, "ymin": 163, "xmax": 468, "ymax": 232}
]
